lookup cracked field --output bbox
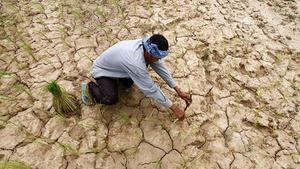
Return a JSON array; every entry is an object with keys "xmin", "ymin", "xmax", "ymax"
[{"xmin": 0, "ymin": 0, "xmax": 300, "ymax": 169}]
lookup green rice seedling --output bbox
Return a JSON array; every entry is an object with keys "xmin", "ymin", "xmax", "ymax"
[
  {"xmin": 78, "ymin": 118, "xmax": 97, "ymax": 129},
  {"xmin": 57, "ymin": 142, "xmax": 78, "ymax": 156},
  {"xmin": 7, "ymin": 121, "xmax": 37, "ymax": 142},
  {"xmin": 46, "ymin": 81, "xmax": 79, "ymax": 117},
  {"xmin": 31, "ymin": 2, "xmax": 45, "ymax": 14},
  {"xmin": 21, "ymin": 129, "xmax": 38, "ymax": 143},
  {"xmin": 33, "ymin": 137, "xmax": 52, "ymax": 145},
  {"xmin": 16, "ymin": 62, "xmax": 29, "ymax": 69},
  {"xmin": 59, "ymin": 27, "xmax": 67, "ymax": 36},
  {"xmin": 140, "ymin": 23, "xmax": 154, "ymax": 34},
  {"xmin": 121, "ymin": 22, "xmax": 131, "ymax": 33},
  {"xmin": 58, "ymin": 0, "xmax": 67, "ymax": 20},
  {"xmin": 38, "ymin": 31, "xmax": 52, "ymax": 43},
  {"xmin": 0, "ymin": 94, "xmax": 10, "ymax": 102},
  {"xmin": 96, "ymin": 6, "xmax": 108, "ymax": 21},
  {"xmin": 112, "ymin": 0, "xmax": 121, "ymax": 11},
  {"xmin": 256, "ymin": 87, "xmax": 265, "ymax": 100},
  {"xmin": 19, "ymin": 41, "xmax": 37, "ymax": 61},
  {"xmin": 80, "ymin": 27, "xmax": 92, "ymax": 37},
  {"xmin": 144, "ymin": 0, "xmax": 152, "ymax": 10},
  {"xmin": 13, "ymin": 83, "xmax": 35, "ymax": 101},
  {"xmin": 155, "ymin": 160, "xmax": 162, "ymax": 169},
  {"xmin": 0, "ymin": 160, "xmax": 31, "ymax": 169},
  {"xmin": 58, "ymin": 27, "xmax": 70, "ymax": 45},
  {"xmin": 85, "ymin": 148, "xmax": 102, "ymax": 154},
  {"xmin": 96, "ymin": 23, "xmax": 106, "ymax": 29},
  {"xmin": 72, "ymin": 8, "xmax": 83, "ymax": 20},
  {"xmin": 55, "ymin": 112, "xmax": 67, "ymax": 121}
]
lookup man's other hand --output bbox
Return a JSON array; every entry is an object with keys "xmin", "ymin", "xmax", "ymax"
[
  {"xmin": 174, "ymin": 86, "xmax": 192, "ymax": 105},
  {"xmin": 170, "ymin": 104, "xmax": 185, "ymax": 120}
]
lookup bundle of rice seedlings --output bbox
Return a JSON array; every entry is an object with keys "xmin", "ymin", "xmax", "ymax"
[{"xmin": 46, "ymin": 81, "xmax": 79, "ymax": 117}]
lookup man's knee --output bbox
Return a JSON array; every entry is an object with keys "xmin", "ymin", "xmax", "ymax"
[
  {"xmin": 102, "ymin": 94, "xmax": 118, "ymax": 105},
  {"xmin": 94, "ymin": 77, "xmax": 119, "ymax": 105}
]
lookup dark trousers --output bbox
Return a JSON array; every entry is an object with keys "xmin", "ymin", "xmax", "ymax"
[{"xmin": 88, "ymin": 77, "xmax": 134, "ymax": 105}]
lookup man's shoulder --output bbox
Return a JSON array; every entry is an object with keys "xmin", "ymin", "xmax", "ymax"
[
  {"xmin": 119, "ymin": 38, "xmax": 142, "ymax": 44},
  {"xmin": 117, "ymin": 39, "xmax": 144, "ymax": 57},
  {"xmin": 105, "ymin": 39, "xmax": 140, "ymax": 55},
  {"xmin": 117, "ymin": 38, "xmax": 142, "ymax": 50}
]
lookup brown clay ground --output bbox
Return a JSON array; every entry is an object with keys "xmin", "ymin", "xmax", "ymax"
[{"xmin": 0, "ymin": 0, "xmax": 299, "ymax": 168}]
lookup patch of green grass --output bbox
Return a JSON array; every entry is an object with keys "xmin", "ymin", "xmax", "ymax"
[
  {"xmin": 0, "ymin": 160, "xmax": 31, "ymax": 169},
  {"xmin": 0, "ymin": 71, "xmax": 13, "ymax": 78},
  {"xmin": 118, "ymin": 112, "xmax": 131, "ymax": 124}
]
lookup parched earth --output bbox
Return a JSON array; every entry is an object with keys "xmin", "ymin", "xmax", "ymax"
[{"xmin": 0, "ymin": 0, "xmax": 299, "ymax": 168}]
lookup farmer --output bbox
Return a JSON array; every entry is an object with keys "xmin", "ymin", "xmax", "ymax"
[{"xmin": 82, "ymin": 34, "xmax": 192, "ymax": 120}]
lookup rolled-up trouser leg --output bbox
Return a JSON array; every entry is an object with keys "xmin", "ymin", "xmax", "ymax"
[{"xmin": 88, "ymin": 77, "xmax": 118, "ymax": 105}]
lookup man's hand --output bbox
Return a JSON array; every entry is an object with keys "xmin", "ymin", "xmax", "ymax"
[
  {"xmin": 170, "ymin": 104, "xmax": 185, "ymax": 120},
  {"xmin": 174, "ymin": 86, "xmax": 192, "ymax": 106}
]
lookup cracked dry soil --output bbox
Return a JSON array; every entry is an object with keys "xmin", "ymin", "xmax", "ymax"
[{"xmin": 0, "ymin": 0, "xmax": 300, "ymax": 169}]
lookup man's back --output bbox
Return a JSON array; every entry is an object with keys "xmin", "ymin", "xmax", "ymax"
[{"xmin": 91, "ymin": 39, "xmax": 146, "ymax": 79}]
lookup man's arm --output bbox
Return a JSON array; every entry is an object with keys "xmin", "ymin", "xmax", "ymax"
[
  {"xmin": 151, "ymin": 60, "xmax": 192, "ymax": 106},
  {"xmin": 150, "ymin": 60, "xmax": 176, "ymax": 88},
  {"xmin": 121, "ymin": 61, "xmax": 172, "ymax": 108},
  {"xmin": 121, "ymin": 61, "xmax": 187, "ymax": 120},
  {"xmin": 174, "ymin": 86, "xmax": 192, "ymax": 105}
]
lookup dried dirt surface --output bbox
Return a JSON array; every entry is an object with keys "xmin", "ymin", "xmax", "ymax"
[{"xmin": 0, "ymin": 0, "xmax": 300, "ymax": 169}]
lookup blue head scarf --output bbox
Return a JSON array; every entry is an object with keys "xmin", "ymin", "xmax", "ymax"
[{"xmin": 142, "ymin": 36, "xmax": 169, "ymax": 59}]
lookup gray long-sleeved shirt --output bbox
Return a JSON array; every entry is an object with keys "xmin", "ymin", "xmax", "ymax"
[{"xmin": 91, "ymin": 38, "xmax": 176, "ymax": 108}]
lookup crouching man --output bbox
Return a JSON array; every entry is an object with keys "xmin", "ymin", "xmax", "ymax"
[{"xmin": 82, "ymin": 34, "xmax": 192, "ymax": 120}]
